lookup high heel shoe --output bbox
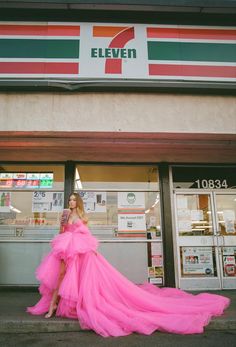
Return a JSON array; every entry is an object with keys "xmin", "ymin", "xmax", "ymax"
[{"xmin": 45, "ymin": 303, "xmax": 57, "ymax": 318}]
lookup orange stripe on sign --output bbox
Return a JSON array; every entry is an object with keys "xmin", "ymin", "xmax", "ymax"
[
  {"xmin": 147, "ymin": 27, "xmax": 236, "ymax": 40},
  {"xmin": 0, "ymin": 25, "xmax": 80, "ymax": 36},
  {"xmin": 93, "ymin": 26, "xmax": 129, "ymax": 37}
]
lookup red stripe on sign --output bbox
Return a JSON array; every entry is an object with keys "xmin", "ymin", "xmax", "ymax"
[
  {"xmin": 0, "ymin": 25, "xmax": 80, "ymax": 36},
  {"xmin": 149, "ymin": 64, "xmax": 236, "ymax": 78},
  {"xmin": 117, "ymin": 234, "xmax": 147, "ymax": 238},
  {"xmin": 147, "ymin": 27, "xmax": 236, "ymax": 40},
  {"xmin": 105, "ymin": 27, "xmax": 135, "ymax": 74},
  {"xmin": 105, "ymin": 59, "xmax": 121, "ymax": 74},
  {"xmin": 0, "ymin": 62, "xmax": 79, "ymax": 74}
]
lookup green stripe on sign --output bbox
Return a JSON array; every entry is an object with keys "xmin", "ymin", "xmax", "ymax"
[
  {"xmin": 147, "ymin": 42, "xmax": 236, "ymax": 62},
  {"xmin": 0, "ymin": 39, "xmax": 80, "ymax": 58}
]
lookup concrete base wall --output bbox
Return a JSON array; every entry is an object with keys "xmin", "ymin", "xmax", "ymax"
[{"xmin": 1, "ymin": 93, "xmax": 236, "ymax": 134}]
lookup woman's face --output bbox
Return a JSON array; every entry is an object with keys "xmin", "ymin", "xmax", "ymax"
[{"xmin": 69, "ymin": 195, "xmax": 77, "ymax": 209}]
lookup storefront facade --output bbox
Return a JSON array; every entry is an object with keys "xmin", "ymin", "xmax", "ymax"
[
  {"xmin": 0, "ymin": 1, "xmax": 236, "ymax": 290},
  {"xmin": 1, "ymin": 162, "xmax": 236, "ymax": 290}
]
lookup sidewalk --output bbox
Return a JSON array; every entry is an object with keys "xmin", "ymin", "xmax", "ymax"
[{"xmin": 0, "ymin": 289, "xmax": 236, "ymax": 334}]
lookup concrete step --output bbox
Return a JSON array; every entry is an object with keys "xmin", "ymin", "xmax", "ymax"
[{"xmin": 0, "ymin": 290, "xmax": 235, "ymax": 334}]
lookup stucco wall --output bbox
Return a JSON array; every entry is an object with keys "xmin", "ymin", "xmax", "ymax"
[{"xmin": 0, "ymin": 92, "xmax": 235, "ymax": 134}]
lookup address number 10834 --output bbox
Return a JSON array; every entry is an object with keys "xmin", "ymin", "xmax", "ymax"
[{"xmin": 195, "ymin": 179, "xmax": 228, "ymax": 189}]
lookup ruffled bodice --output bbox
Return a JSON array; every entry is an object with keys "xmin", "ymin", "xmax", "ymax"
[
  {"xmin": 51, "ymin": 219, "xmax": 98, "ymax": 260},
  {"xmin": 63, "ymin": 219, "xmax": 90, "ymax": 234}
]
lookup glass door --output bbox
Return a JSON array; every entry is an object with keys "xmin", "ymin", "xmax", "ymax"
[
  {"xmin": 174, "ymin": 192, "xmax": 221, "ymax": 290},
  {"xmin": 174, "ymin": 191, "xmax": 236, "ymax": 290},
  {"xmin": 214, "ymin": 193, "xmax": 236, "ymax": 289}
]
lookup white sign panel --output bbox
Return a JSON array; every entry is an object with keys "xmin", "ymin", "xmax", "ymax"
[
  {"xmin": 118, "ymin": 192, "xmax": 145, "ymax": 210},
  {"xmin": 223, "ymin": 255, "xmax": 236, "ymax": 277},
  {"xmin": 178, "ymin": 221, "xmax": 192, "ymax": 232},
  {"xmin": 191, "ymin": 209, "xmax": 203, "ymax": 221},
  {"xmin": 80, "ymin": 23, "xmax": 148, "ymax": 80},
  {"xmin": 80, "ymin": 191, "xmax": 106, "ymax": 213},
  {"xmin": 177, "ymin": 209, "xmax": 191, "ymax": 219},
  {"xmin": 223, "ymin": 210, "xmax": 236, "ymax": 233},
  {"xmin": 151, "ymin": 242, "xmax": 162, "ymax": 256},
  {"xmin": 182, "ymin": 247, "xmax": 214, "ymax": 276},
  {"xmin": 32, "ymin": 191, "xmax": 64, "ymax": 212},
  {"xmin": 118, "ymin": 213, "xmax": 146, "ymax": 232},
  {"xmin": 149, "ymin": 277, "xmax": 163, "ymax": 285},
  {"xmin": 176, "ymin": 196, "xmax": 188, "ymax": 209}
]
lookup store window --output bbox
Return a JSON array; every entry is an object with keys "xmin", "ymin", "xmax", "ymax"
[
  {"xmin": 74, "ymin": 164, "xmax": 164, "ymax": 285},
  {"xmin": 0, "ymin": 164, "xmax": 64, "ymax": 239},
  {"xmin": 74, "ymin": 165, "xmax": 160, "ymax": 237}
]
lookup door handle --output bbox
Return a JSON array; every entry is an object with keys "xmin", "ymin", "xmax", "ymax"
[
  {"xmin": 221, "ymin": 235, "xmax": 225, "ymax": 248},
  {"xmin": 216, "ymin": 235, "xmax": 224, "ymax": 247},
  {"xmin": 213, "ymin": 235, "xmax": 218, "ymax": 247}
]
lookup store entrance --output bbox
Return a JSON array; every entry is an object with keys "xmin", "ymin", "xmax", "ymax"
[{"xmin": 174, "ymin": 191, "xmax": 236, "ymax": 290}]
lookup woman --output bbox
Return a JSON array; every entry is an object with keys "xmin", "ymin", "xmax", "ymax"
[{"xmin": 27, "ymin": 193, "xmax": 230, "ymax": 337}]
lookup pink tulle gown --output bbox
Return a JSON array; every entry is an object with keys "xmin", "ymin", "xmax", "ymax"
[{"xmin": 27, "ymin": 219, "xmax": 230, "ymax": 337}]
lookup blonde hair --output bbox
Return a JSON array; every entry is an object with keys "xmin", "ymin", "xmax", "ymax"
[{"xmin": 68, "ymin": 193, "xmax": 88, "ymax": 224}]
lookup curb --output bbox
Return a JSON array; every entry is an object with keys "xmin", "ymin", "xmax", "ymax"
[
  {"xmin": 207, "ymin": 317, "xmax": 236, "ymax": 331},
  {"xmin": 1, "ymin": 317, "xmax": 236, "ymax": 334},
  {"xmin": 0, "ymin": 319, "xmax": 82, "ymax": 333}
]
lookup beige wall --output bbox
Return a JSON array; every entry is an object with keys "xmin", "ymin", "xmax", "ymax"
[{"xmin": 0, "ymin": 92, "xmax": 236, "ymax": 134}]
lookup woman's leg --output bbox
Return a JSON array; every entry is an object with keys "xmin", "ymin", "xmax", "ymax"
[{"xmin": 45, "ymin": 260, "xmax": 66, "ymax": 318}]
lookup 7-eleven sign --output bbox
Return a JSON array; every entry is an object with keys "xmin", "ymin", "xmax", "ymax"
[{"xmin": 80, "ymin": 24, "xmax": 147, "ymax": 78}]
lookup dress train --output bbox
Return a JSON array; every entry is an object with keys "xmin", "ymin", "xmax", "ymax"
[{"xmin": 27, "ymin": 219, "xmax": 230, "ymax": 337}]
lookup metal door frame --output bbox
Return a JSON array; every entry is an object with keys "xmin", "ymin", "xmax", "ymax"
[
  {"xmin": 213, "ymin": 191, "xmax": 236, "ymax": 289},
  {"xmin": 173, "ymin": 189, "xmax": 236, "ymax": 290}
]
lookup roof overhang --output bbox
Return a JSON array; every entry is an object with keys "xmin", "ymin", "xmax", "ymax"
[
  {"xmin": 0, "ymin": 79, "xmax": 235, "ymax": 94},
  {"xmin": 1, "ymin": 131, "xmax": 236, "ymax": 163},
  {"xmin": 0, "ymin": 1, "xmax": 236, "ymax": 14}
]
